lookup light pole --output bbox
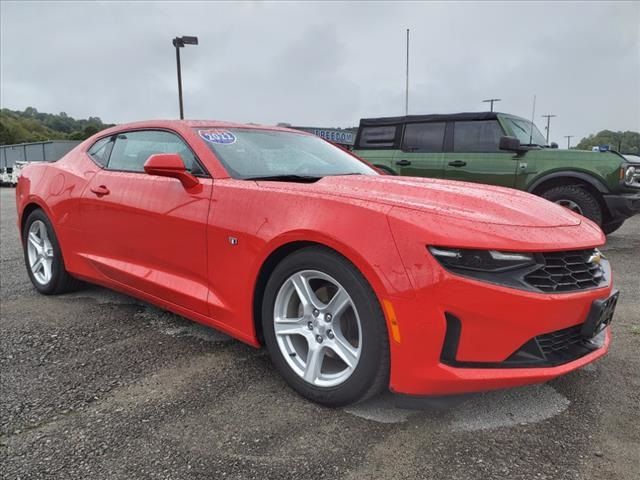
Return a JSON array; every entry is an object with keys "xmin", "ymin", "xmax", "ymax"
[
  {"xmin": 482, "ymin": 98, "xmax": 501, "ymax": 112},
  {"xmin": 172, "ymin": 35, "xmax": 198, "ymax": 120},
  {"xmin": 405, "ymin": 29, "xmax": 410, "ymax": 115},
  {"xmin": 564, "ymin": 135, "xmax": 573, "ymax": 149},
  {"xmin": 541, "ymin": 114, "xmax": 556, "ymax": 145}
]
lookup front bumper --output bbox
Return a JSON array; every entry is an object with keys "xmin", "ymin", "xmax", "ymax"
[
  {"xmin": 386, "ymin": 271, "xmax": 614, "ymax": 396},
  {"xmin": 602, "ymin": 192, "xmax": 640, "ymax": 221}
]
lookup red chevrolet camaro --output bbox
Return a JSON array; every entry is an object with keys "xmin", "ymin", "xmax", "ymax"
[{"xmin": 16, "ymin": 120, "xmax": 618, "ymax": 406}]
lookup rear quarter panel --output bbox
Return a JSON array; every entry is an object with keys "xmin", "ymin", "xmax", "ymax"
[{"xmin": 16, "ymin": 143, "xmax": 99, "ymax": 257}]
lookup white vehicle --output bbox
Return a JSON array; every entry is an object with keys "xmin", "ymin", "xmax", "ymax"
[{"xmin": 1, "ymin": 161, "xmax": 33, "ymax": 187}]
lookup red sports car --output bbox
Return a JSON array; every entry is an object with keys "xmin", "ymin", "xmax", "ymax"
[{"xmin": 16, "ymin": 120, "xmax": 617, "ymax": 406}]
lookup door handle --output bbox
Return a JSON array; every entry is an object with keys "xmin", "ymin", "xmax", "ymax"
[
  {"xmin": 90, "ymin": 185, "xmax": 110, "ymax": 196},
  {"xmin": 395, "ymin": 159, "xmax": 411, "ymax": 166},
  {"xmin": 448, "ymin": 160, "xmax": 467, "ymax": 167}
]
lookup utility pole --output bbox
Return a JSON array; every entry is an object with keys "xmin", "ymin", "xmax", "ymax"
[
  {"xmin": 172, "ymin": 35, "xmax": 199, "ymax": 120},
  {"xmin": 564, "ymin": 135, "xmax": 573, "ymax": 149},
  {"xmin": 482, "ymin": 98, "xmax": 501, "ymax": 112},
  {"xmin": 405, "ymin": 28, "xmax": 410, "ymax": 116},
  {"xmin": 541, "ymin": 114, "xmax": 557, "ymax": 145}
]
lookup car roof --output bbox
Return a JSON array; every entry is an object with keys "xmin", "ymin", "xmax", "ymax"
[
  {"xmin": 359, "ymin": 111, "xmax": 509, "ymax": 126},
  {"xmin": 99, "ymin": 119, "xmax": 306, "ymax": 135}
]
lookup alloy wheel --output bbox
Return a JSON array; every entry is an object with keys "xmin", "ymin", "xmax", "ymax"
[
  {"xmin": 27, "ymin": 220, "xmax": 54, "ymax": 285},
  {"xmin": 273, "ymin": 270, "xmax": 362, "ymax": 387},
  {"xmin": 555, "ymin": 199, "xmax": 583, "ymax": 215}
]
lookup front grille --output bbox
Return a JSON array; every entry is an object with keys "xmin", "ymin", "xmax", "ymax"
[
  {"xmin": 503, "ymin": 323, "xmax": 604, "ymax": 367},
  {"xmin": 441, "ymin": 312, "xmax": 607, "ymax": 368},
  {"xmin": 535, "ymin": 324, "xmax": 589, "ymax": 363},
  {"xmin": 524, "ymin": 249, "xmax": 606, "ymax": 293}
]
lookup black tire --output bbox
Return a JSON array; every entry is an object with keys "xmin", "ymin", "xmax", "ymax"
[
  {"xmin": 540, "ymin": 185, "xmax": 603, "ymax": 226},
  {"xmin": 602, "ymin": 220, "xmax": 625, "ymax": 235},
  {"xmin": 22, "ymin": 209, "xmax": 81, "ymax": 295},
  {"xmin": 261, "ymin": 246, "xmax": 389, "ymax": 407}
]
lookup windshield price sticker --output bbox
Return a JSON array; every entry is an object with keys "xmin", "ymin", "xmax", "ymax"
[{"xmin": 199, "ymin": 129, "xmax": 237, "ymax": 145}]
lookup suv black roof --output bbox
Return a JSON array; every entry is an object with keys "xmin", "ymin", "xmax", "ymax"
[{"xmin": 359, "ymin": 111, "xmax": 501, "ymax": 126}]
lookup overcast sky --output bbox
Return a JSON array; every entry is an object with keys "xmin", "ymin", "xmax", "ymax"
[{"xmin": 1, "ymin": 1, "xmax": 639, "ymax": 145}]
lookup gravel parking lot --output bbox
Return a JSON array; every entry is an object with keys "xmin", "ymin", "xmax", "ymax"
[{"xmin": 1, "ymin": 186, "xmax": 638, "ymax": 480}]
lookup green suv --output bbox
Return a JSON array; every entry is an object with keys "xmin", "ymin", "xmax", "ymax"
[{"xmin": 352, "ymin": 112, "xmax": 640, "ymax": 234}]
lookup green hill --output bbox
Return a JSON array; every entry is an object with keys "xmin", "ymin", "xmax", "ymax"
[
  {"xmin": 575, "ymin": 130, "xmax": 639, "ymax": 154},
  {"xmin": 0, "ymin": 107, "xmax": 114, "ymax": 145}
]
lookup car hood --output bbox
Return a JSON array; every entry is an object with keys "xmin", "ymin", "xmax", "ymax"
[{"xmin": 258, "ymin": 175, "xmax": 581, "ymax": 227}]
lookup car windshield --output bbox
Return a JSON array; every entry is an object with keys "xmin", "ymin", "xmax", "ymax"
[
  {"xmin": 194, "ymin": 128, "xmax": 377, "ymax": 180},
  {"xmin": 503, "ymin": 117, "xmax": 547, "ymax": 146}
]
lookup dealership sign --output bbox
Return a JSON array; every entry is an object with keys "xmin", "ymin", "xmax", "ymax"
[{"xmin": 293, "ymin": 127, "xmax": 355, "ymax": 145}]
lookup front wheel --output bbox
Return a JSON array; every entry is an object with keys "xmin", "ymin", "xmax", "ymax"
[
  {"xmin": 540, "ymin": 185, "xmax": 603, "ymax": 226},
  {"xmin": 261, "ymin": 247, "xmax": 389, "ymax": 406},
  {"xmin": 602, "ymin": 220, "xmax": 625, "ymax": 235}
]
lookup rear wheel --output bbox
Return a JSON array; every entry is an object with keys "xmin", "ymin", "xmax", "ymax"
[
  {"xmin": 540, "ymin": 185, "xmax": 603, "ymax": 226},
  {"xmin": 22, "ymin": 209, "xmax": 81, "ymax": 294},
  {"xmin": 261, "ymin": 247, "xmax": 389, "ymax": 406}
]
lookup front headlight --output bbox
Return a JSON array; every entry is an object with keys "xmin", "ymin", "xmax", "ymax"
[
  {"xmin": 428, "ymin": 247, "xmax": 535, "ymax": 272},
  {"xmin": 428, "ymin": 246, "xmax": 540, "ymax": 290},
  {"xmin": 623, "ymin": 165, "xmax": 640, "ymax": 187},
  {"xmin": 428, "ymin": 246, "xmax": 609, "ymax": 292}
]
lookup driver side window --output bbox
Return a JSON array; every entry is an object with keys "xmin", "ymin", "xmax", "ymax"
[{"xmin": 107, "ymin": 130, "xmax": 200, "ymax": 173}]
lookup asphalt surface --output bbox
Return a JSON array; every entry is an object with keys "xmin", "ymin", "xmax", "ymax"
[{"xmin": 1, "ymin": 186, "xmax": 638, "ymax": 480}]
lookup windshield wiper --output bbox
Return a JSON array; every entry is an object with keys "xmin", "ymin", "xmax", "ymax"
[{"xmin": 246, "ymin": 174, "xmax": 323, "ymax": 183}]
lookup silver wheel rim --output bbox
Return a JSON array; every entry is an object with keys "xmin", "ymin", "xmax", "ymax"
[
  {"xmin": 555, "ymin": 199, "xmax": 583, "ymax": 215},
  {"xmin": 27, "ymin": 220, "xmax": 54, "ymax": 285},
  {"xmin": 273, "ymin": 270, "xmax": 362, "ymax": 387}
]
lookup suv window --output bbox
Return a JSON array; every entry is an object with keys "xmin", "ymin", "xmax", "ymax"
[
  {"xmin": 87, "ymin": 136, "xmax": 113, "ymax": 167},
  {"xmin": 358, "ymin": 126, "xmax": 397, "ymax": 148},
  {"xmin": 107, "ymin": 130, "xmax": 200, "ymax": 173},
  {"xmin": 402, "ymin": 122, "xmax": 445, "ymax": 152},
  {"xmin": 453, "ymin": 120, "xmax": 504, "ymax": 152}
]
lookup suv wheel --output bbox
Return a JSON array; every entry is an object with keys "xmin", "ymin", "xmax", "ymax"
[
  {"xmin": 540, "ymin": 185, "xmax": 603, "ymax": 226},
  {"xmin": 602, "ymin": 220, "xmax": 624, "ymax": 235}
]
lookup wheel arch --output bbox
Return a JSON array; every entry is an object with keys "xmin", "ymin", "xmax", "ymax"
[
  {"xmin": 528, "ymin": 171, "xmax": 609, "ymax": 195},
  {"xmin": 19, "ymin": 199, "xmax": 55, "ymax": 243},
  {"xmin": 528, "ymin": 173, "xmax": 610, "ymax": 219},
  {"xmin": 251, "ymin": 238, "xmax": 390, "ymax": 346}
]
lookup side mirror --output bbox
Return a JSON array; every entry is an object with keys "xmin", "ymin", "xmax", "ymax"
[
  {"xmin": 499, "ymin": 136, "xmax": 523, "ymax": 152},
  {"xmin": 144, "ymin": 153, "xmax": 199, "ymax": 189}
]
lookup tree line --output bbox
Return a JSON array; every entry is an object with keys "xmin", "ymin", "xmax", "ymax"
[
  {"xmin": 574, "ymin": 130, "xmax": 639, "ymax": 154},
  {"xmin": 0, "ymin": 107, "xmax": 113, "ymax": 145},
  {"xmin": 1, "ymin": 107, "xmax": 638, "ymax": 155}
]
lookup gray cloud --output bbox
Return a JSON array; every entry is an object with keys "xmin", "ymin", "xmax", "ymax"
[{"xmin": 1, "ymin": 0, "xmax": 638, "ymax": 145}]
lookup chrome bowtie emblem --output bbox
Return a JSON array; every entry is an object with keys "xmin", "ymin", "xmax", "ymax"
[{"xmin": 588, "ymin": 250, "xmax": 602, "ymax": 265}]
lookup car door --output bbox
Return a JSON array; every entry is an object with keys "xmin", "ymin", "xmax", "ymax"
[
  {"xmin": 443, "ymin": 119, "xmax": 518, "ymax": 187},
  {"xmin": 353, "ymin": 124, "xmax": 400, "ymax": 174},
  {"xmin": 393, "ymin": 122, "xmax": 446, "ymax": 178},
  {"xmin": 80, "ymin": 129, "xmax": 213, "ymax": 315}
]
